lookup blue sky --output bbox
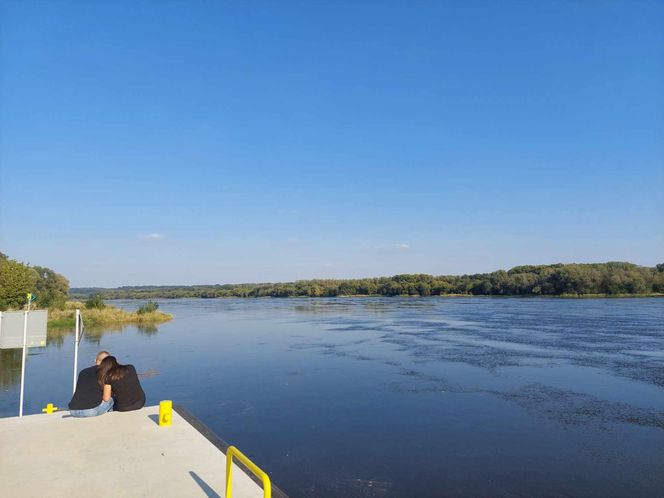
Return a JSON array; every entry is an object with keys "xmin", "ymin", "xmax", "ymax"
[{"xmin": 1, "ymin": 1, "xmax": 662, "ymax": 287}]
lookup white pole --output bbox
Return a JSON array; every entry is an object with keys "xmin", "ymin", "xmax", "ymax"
[
  {"xmin": 19, "ymin": 299, "xmax": 31, "ymax": 418},
  {"xmin": 73, "ymin": 309, "xmax": 80, "ymax": 394}
]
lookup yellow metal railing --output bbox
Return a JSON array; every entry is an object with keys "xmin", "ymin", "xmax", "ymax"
[{"xmin": 225, "ymin": 445, "xmax": 271, "ymax": 498}]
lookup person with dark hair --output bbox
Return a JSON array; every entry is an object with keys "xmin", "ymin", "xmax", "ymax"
[
  {"xmin": 69, "ymin": 351, "xmax": 114, "ymax": 417},
  {"xmin": 97, "ymin": 356, "xmax": 146, "ymax": 412}
]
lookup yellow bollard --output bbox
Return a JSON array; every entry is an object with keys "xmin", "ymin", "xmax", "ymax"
[
  {"xmin": 42, "ymin": 403, "xmax": 59, "ymax": 414},
  {"xmin": 159, "ymin": 400, "xmax": 172, "ymax": 426}
]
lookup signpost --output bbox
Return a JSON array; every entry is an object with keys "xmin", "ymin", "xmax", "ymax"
[
  {"xmin": 72, "ymin": 309, "xmax": 84, "ymax": 393},
  {"xmin": 0, "ymin": 293, "xmax": 48, "ymax": 417},
  {"xmin": 0, "ymin": 298, "xmax": 85, "ymax": 417},
  {"xmin": 0, "ymin": 310, "xmax": 47, "ymax": 349}
]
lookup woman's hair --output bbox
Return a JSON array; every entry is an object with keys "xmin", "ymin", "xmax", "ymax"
[{"xmin": 97, "ymin": 355, "xmax": 129, "ymax": 387}]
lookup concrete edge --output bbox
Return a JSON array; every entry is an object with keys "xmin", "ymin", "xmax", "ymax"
[{"xmin": 173, "ymin": 404, "xmax": 289, "ymax": 498}]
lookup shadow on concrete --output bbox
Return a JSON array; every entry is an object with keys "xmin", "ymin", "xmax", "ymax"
[
  {"xmin": 147, "ymin": 414, "xmax": 159, "ymax": 426},
  {"xmin": 189, "ymin": 471, "xmax": 222, "ymax": 498}
]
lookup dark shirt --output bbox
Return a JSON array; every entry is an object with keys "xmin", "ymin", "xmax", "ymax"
[
  {"xmin": 108, "ymin": 364, "xmax": 146, "ymax": 412},
  {"xmin": 69, "ymin": 366, "xmax": 102, "ymax": 410}
]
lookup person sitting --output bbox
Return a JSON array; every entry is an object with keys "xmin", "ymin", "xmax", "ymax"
[
  {"xmin": 97, "ymin": 356, "xmax": 146, "ymax": 412},
  {"xmin": 68, "ymin": 351, "xmax": 114, "ymax": 417}
]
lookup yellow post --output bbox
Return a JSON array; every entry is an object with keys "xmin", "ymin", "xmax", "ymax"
[
  {"xmin": 42, "ymin": 403, "xmax": 59, "ymax": 414},
  {"xmin": 226, "ymin": 453, "xmax": 233, "ymax": 498},
  {"xmin": 159, "ymin": 400, "xmax": 172, "ymax": 426}
]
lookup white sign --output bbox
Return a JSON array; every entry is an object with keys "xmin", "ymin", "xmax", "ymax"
[{"xmin": 0, "ymin": 311, "xmax": 48, "ymax": 349}]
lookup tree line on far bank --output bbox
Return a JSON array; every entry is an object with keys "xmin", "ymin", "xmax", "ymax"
[
  {"xmin": 72, "ymin": 262, "xmax": 664, "ymax": 300},
  {"xmin": 2, "ymin": 251, "xmax": 662, "ymax": 310}
]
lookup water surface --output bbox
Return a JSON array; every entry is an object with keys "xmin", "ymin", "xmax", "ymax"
[{"xmin": 1, "ymin": 297, "xmax": 663, "ymax": 497}]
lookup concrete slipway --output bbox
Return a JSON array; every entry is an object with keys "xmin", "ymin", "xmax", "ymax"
[{"xmin": 0, "ymin": 405, "xmax": 288, "ymax": 498}]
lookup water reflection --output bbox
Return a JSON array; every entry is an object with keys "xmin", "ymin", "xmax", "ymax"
[
  {"xmin": 0, "ymin": 349, "xmax": 22, "ymax": 389},
  {"xmin": 46, "ymin": 323, "xmax": 161, "ymax": 347},
  {"xmin": 137, "ymin": 323, "xmax": 158, "ymax": 336}
]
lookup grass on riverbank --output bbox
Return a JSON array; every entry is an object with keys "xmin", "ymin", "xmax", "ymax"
[{"xmin": 47, "ymin": 301, "xmax": 172, "ymax": 328}]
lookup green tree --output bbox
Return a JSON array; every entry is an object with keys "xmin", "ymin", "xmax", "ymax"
[
  {"xmin": 308, "ymin": 285, "xmax": 324, "ymax": 297},
  {"xmin": 33, "ymin": 266, "xmax": 69, "ymax": 309},
  {"xmin": 0, "ymin": 257, "xmax": 38, "ymax": 310}
]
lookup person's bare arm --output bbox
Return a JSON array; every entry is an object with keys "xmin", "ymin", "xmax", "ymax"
[{"xmin": 102, "ymin": 384, "xmax": 112, "ymax": 402}]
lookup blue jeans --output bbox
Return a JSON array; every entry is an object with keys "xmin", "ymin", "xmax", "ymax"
[{"xmin": 70, "ymin": 398, "xmax": 114, "ymax": 417}]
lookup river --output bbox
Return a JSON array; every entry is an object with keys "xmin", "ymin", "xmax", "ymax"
[{"xmin": 1, "ymin": 297, "xmax": 663, "ymax": 497}]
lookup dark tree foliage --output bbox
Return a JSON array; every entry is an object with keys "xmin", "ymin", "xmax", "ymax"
[
  {"xmin": 0, "ymin": 252, "xmax": 69, "ymax": 310},
  {"xmin": 71, "ymin": 262, "xmax": 664, "ymax": 300},
  {"xmin": 85, "ymin": 293, "xmax": 106, "ymax": 310},
  {"xmin": 33, "ymin": 266, "xmax": 70, "ymax": 309}
]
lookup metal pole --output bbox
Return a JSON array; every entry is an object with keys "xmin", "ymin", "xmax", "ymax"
[
  {"xmin": 73, "ymin": 309, "xmax": 80, "ymax": 394},
  {"xmin": 19, "ymin": 300, "xmax": 31, "ymax": 418}
]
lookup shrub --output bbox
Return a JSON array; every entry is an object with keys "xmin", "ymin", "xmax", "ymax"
[
  {"xmin": 137, "ymin": 300, "xmax": 159, "ymax": 314},
  {"xmin": 85, "ymin": 293, "xmax": 106, "ymax": 310}
]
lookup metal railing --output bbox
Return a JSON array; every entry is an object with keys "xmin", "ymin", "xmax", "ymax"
[{"xmin": 225, "ymin": 445, "xmax": 271, "ymax": 498}]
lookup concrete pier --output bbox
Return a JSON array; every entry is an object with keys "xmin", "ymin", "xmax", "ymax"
[{"xmin": 0, "ymin": 405, "xmax": 286, "ymax": 498}]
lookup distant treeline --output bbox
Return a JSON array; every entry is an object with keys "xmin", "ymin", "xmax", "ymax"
[{"xmin": 72, "ymin": 262, "xmax": 664, "ymax": 299}]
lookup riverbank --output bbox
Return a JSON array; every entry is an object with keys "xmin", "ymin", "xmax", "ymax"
[
  {"xmin": 47, "ymin": 301, "xmax": 172, "ymax": 327},
  {"xmin": 106, "ymin": 292, "xmax": 664, "ymax": 299}
]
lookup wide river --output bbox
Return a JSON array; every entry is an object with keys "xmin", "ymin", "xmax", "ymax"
[{"xmin": 1, "ymin": 298, "xmax": 663, "ymax": 497}]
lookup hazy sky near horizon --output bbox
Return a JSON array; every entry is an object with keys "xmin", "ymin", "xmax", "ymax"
[{"xmin": 1, "ymin": 1, "xmax": 662, "ymax": 287}]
